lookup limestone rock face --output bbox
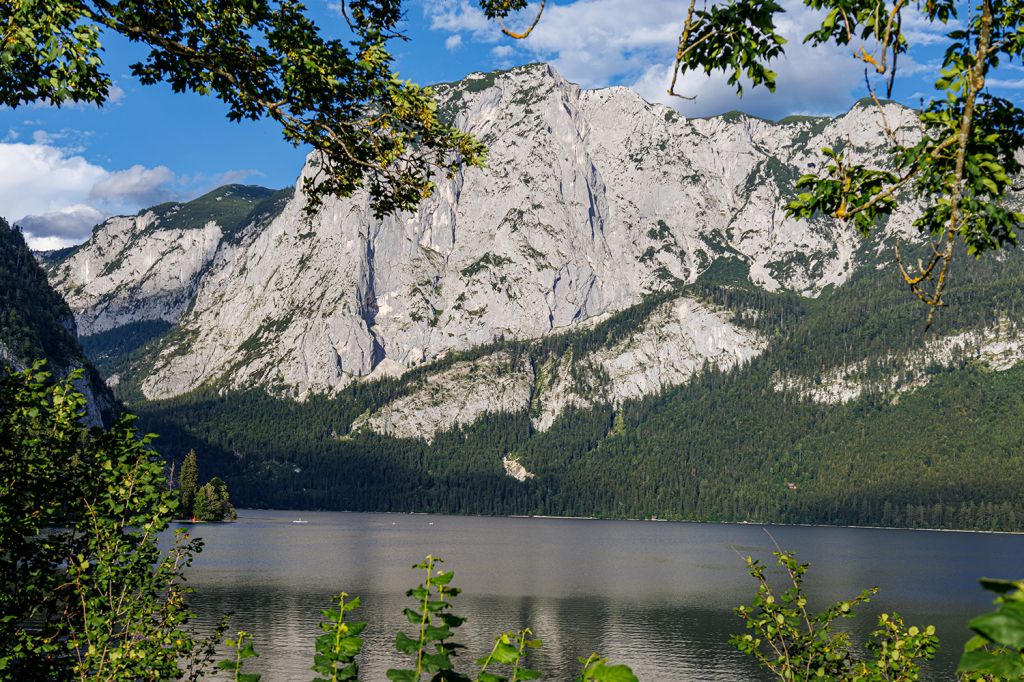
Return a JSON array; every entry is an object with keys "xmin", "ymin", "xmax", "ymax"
[
  {"xmin": 773, "ymin": 321, "xmax": 1024, "ymax": 405},
  {"xmin": 50, "ymin": 214, "xmax": 225, "ymax": 336},
  {"xmin": 49, "ymin": 64, "xmax": 916, "ymax": 419},
  {"xmin": 349, "ymin": 350, "xmax": 534, "ymax": 443},
  {"xmin": 344, "ymin": 294, "xmax": 764, "ymax": 438},
  {"xmin": 530, "ymin": 297, "xmax": 765, "ymax": 430}
]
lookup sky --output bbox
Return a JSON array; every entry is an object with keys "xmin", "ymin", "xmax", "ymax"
[{"xmin": 1, "ymin": 0, "xmax": 1019, "ymax": 249}]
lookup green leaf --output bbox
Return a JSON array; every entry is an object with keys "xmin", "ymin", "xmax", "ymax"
[
  {"xmin": 969, "ymin": 602, "xmax": 1024, "ymax": 649},
  {"xmin": 979, "ymin": 578, "xmax": 1024, "ymax": 595},
  {"xmin": 584, "ymin": 663, "xmax": 638, "ymax": 682},
  {"xmin": 396, "ymin": 631, "xmax": 421, "ymax": 655},
  {"xmin": 958, "ymin": 650, "xmax": 1024, "ymax": 677}
]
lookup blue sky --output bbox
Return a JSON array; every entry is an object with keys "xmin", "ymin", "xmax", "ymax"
[{"xmin": 1, "ymin": 0, "xmax": 1019, "ymax": 248}]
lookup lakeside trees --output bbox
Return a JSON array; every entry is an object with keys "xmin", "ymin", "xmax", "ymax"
[
  {"xmin": 175, "ymin": 448, "xmax": 236, "ymax": 522},
  {"xmin": 180, "ymin": 448, "xmax": 199, "ymax": 519},
  {"xmin": 3, "ymin": 1, "xmax": 1024, "ymax": 678},
  {"xmin": 4, "ymin": 363, "xmax": 1024, "ymax": 679}
]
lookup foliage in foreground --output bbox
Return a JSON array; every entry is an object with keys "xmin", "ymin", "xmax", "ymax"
[
  {"xmin": 2, "ymin": 0, "xmax": 486, "ymax": 216},
  {"xmin": 733, "ymin": 550, "xmax": 938, "ymax": 681},
  {"xmin": 959, "ymin": 579, "xmax": 1024, "ymax": 680},
  {"xmin": 0, "ymin": 363, "xmax": 202, "ymax": 679},
  {"xmin": 219, "ymin": 555, "xmax": 635, "ymax": 682}
]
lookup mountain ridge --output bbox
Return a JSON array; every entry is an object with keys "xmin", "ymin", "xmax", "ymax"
[
  {"xmin": 47, "ymin": 63, "xmax": 925, "ymax": 408},
  {"xmin": 25, "ymin": 62, "xmax": 1024, "ymax": 531},
  {"xmin": 0, "ymin": 219, "xmax": 115, "ymax": 425}
]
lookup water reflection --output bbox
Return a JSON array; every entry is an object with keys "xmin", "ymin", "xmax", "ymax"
[{"xmin": 180, "ymin": 511, "xmax": 1024, "ymax": 680}]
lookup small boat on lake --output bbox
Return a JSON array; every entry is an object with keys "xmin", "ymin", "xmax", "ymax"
[{"xmin": 292, "ymin": 518, "xmax": 309, "ymax": 524}]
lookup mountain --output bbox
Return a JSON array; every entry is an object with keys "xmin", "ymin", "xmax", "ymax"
[
  {"xmin": 41, "ymin": 64, "xmax": 1024, "ymax": 530},
  {"xmin": 0, "ymin": 219, "xmax": 115, "ymax": 425}
]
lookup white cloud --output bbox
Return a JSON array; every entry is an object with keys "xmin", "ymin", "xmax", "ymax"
[
  {"xmin": 24, "ymin": 235, "xmax": 81, "ymax": 251},
  {"xmin": 426, "ymin": 0, "xmax": 495, "ymax": 40},
  {"xmin": 18, "ymin": 204, "xmax": 105, "ymax": 244},
  {"xmin": 542, "ymin": 0, "xmax": 873, "ymax": 117},
  {"xmin": 0, "ymin": 142, "xmax": 257, "ymax": 248},
  {"xmin": 629, "ymin": 42, "xmax": 865, "ymax": 118},
  {"xmin": 900, "ymin": 6, "xmax": 960, "ymax": 46},
  {"xmin": 988, "ymin": 78, "xmax": 1024, "ymax": 90},
  {"xmin": 31, "ymin": 127, "xmax": 92, "ymax": 152},
  {"xmin": 105, "ymin": 83, "xmax": 126, "ymax": 105},
  {"xmin": 89, "ymin": 164, "xmax": 175, "ymax": 205},
  {"xmin": 446, "ymin": 34, "xmax": 464, "ymax": 51},
  {"xmin": 0, "ymin": 143, "xmax": 108, "ymax": 221},
  {"xmin": 491, "ymin": 45, "xmax": 515, "ymax": 59}
]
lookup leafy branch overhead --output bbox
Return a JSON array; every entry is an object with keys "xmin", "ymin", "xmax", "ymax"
[{"xmin": 0, "ymin": 0, "xmax": 485, "ymax": 217}]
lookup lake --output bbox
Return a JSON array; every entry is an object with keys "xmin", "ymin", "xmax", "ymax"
[{"xmin": 180, "ymin": 510, "xmax": 1024, "ymax": 680}]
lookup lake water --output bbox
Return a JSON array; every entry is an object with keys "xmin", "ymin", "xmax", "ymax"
[{"xmin": 180, "ymin": 510, "xmax": 1024, "ymax": 680}]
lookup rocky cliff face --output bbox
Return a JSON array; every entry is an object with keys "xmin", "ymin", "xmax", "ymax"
[{"xmin": 47, "ymin": 64, "xmax": 945, "ymax": 434}]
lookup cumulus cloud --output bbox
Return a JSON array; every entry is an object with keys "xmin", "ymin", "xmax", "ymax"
[
  {"xmin": 426, "ymin": 0, "xmax": 495, "ymax": 41},
  {"xmin": 0, "ymin": 141, "xmax": 256, "ymax": 249},
  {"xmin": 105, "ymin": 83, "xmax": 126, "ymax": 105},
  {"xmin": 0, "ymin": 143, "xmax": 108, "ymax": 221},
  {"xmin": 628, "ymin": 18, "xmax": 866, "ymax": 119},
  {"xmin": 446, "ymin": 34, "xmax": 464, "ymax": 51},
  {"xmin": 988, "ymin": 78, "xmax": 1024, "ymax": 90},
  {"xmin": 89, "ymin": 164, "xmax": 175, "ymax": 205},
  {"xmin": 17, "ymin": 204, "xmax": 105, "ymax": 243}
]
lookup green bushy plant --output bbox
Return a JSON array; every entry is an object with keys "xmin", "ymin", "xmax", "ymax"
[
  {"xmin": 312, "ymin": 592, "xmax": 366, "ymax": 682},
  {"xmin": 0, "ymin": 363, "xmax": 204, "ymax": 680},
  {"xmin": 387, "ymin": 554, "xmax": 470, "ymax": 681},
  {"xmin": 732, "ymin": 550, "xmax": 937, "ymax": 681}
]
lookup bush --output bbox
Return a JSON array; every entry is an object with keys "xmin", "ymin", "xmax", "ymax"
[{"xmin": 0, "ymin": 363, "xmax": 203, "ymax": 679}]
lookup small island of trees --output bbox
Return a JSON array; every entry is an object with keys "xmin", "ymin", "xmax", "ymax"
[{"xmin": 176, "ymin": 449, "xmax": 237, "ymax": 522}]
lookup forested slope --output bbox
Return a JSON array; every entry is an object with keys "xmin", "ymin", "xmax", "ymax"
[
  {"xmin": 0, "ymin": 219, "xmax": 115, "ymax": 424},
  {"xmin": 128, "ymin": 243, "xmax": 1024, "ymax": 531}
]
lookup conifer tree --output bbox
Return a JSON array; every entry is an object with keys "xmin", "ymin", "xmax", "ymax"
[{"xmin": 180, "ymin": 450, "xmax": 199, "ymax": 520}]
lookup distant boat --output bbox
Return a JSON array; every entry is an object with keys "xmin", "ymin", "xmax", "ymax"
[{"xmin": 292, "ymin": 518, "xmax": 309, "ymax": 524}]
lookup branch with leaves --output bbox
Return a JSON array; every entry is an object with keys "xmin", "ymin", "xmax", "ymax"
[
  {"xmin": 732, "ymin": 550, "xmax": 937, "ymax": 681},
  {"xmin": 0, "ymin": 0, "xmax": 486, "ymax": 217}
]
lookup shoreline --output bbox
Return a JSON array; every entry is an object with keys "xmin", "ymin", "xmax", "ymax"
[{"xmin": 232, "ymin": 508, "xmax": 1024, "ymax": 537}]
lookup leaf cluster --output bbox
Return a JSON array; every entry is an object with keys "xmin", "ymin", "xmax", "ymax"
[
  {"xmin": 732, "ymin": 550, "xmax": 937, "ymax": 681},
  {"xmin": 475, "ymin": 629, "xmax": 541, "ymax": 682},
  {"xmin": 387, "ymin": 554, "xmax": 471, "ymax": 681},
  {"xmin": 312, "ymin": 592, "xmax": 366, "ymax": 682},
  {"xmin": 218, "ymin": 630, "xmax": 261, "ymax": 682},
  {"xmin": 0, "ymin": 362, "xmax": 202, "ymax": 680},
  {"xmin": 959, "ymin": 579, "xmax": 1024, "ymax": 680},
  {"xmin": 1, "ymin": 0, "xmax": 486, "ymax": 217},
  {"xmin": 576, "ymin": 653, "xmax": 639, "ymax": 682},
  {"xmin": 674, "ymin": 0, "xmax": 788, "ymax": 97}
]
